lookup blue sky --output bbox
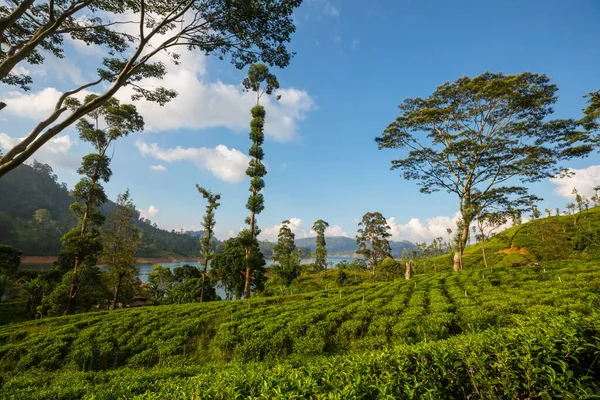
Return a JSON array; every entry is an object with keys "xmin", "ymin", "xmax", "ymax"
[{"xmin": 1, "ymin": 0, "xmax": 600, "ymax": 242}]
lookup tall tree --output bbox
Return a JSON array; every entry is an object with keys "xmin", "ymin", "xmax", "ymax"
[
  {"xmin": 211, "ymin": 237, "xmax": 266, "ymax": 300},
  {"xmin": 196, "ymin": 185, "xmax": 221, "ymax": 303},
  {"xmin": 61, "ymin": 96, "xmax": 143, "ymax": 315},
  {"xmin": 0, "ymin": 0, "xmax": 302, "ymax": 178},
  {"xmin": 272, "ymin": 220, "xmax": 301, "ymax": 286},
  {"xmin": 101, "ymin": 190, "xmax": 142, "ymax": 309},
  {"xmin": 312, "ymin": 219, "xmax": 329, "ymax": 271},
  {"xmin": 241, "ymin": 63, "xmax": 280, "ymax": 299},
  {"xmin": 356, "ymin": 212, "xmax": 392, "ymax": 275},
  {"xmin": 376, "ymin": 72, "xmax": 589, "ymax": 271}
]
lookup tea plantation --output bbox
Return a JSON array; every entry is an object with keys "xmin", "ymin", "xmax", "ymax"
[{"xmin": 1, "ymin": 258, "xmax": 599, "ymax": 398}]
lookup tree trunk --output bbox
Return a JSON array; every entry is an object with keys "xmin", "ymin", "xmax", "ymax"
[
  {"xmin": 481, "ymin": 237, "xmax": 488, "ymax": 269},
  {"xmin": 405, "ymin": 261, "xmax": 412, "ymax": 280},
  {"xmin": 64, "ymin": 267, "xmax": 78, "ymax": 315},
  {"xmin": 243, "ymin": 247, "xmax": 251, "ymax": 299},
  {"xmin": 453, "ymin": 216, "xmax": 471, "ymax": 271},
  {"xmin": 111, "ymin": 275, "xmax": 122, "ymax": 310},
  {"xmin": 200, "ymin": 262, "xmax": 208, "ymax": 303}
]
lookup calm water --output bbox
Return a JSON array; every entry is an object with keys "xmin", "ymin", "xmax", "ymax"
[{"xmin": 135, "ymin": 256, "xmax": 356, "ymax": 283}]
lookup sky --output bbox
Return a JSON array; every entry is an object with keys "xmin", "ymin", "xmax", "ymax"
[{"xmin": 1, "ymin": 0, "xmax": 600, "ymax": 242}]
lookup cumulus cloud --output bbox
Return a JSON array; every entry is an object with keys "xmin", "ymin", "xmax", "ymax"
[
  {"xmin": 261, "ymin": 217, "xmax": 304, "ymax": 241},
  {"xmin": 325, "ymin": 224, "xmax": 349, "ymax": 237},
  {"xmin": 149, "ymin": 164, "xmax": 167, "ymax": 172},
  {"xmin": 117, "ymin": 78, "xmax": 314, "ymax": 142},
  {"xmin": 260, "ymin": 219, "xmax": 350, "ymax": 242},
  {"xmin": 2, "ymin": 88, "xmax": 62, "ymax": 120},
  {"xmin": 136, "ymin": 140, "xmax": 250, "ymax": 183},
  {"xmin": 0, "ymin": 133, "xmax": 78, "ymax": 170},
  {"xmin": 139, "ymin": 205, "xmax": 159, "ymax": 219},
  {"xmin": 550, "ymin": 165, "xmax": 600, "ymax": 198},
  {"xmin": 386, "ymin": 213, "xmax": 462, "ymax": 242}
]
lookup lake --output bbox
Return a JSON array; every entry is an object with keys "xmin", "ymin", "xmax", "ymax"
[{"xmin": 135, "ymin": 256, "xmax": 356, "ymax": 283}]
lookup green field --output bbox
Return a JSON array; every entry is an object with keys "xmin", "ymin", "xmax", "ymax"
[{"xmin": 1, "ymin": 257, "xmax": 599, "ymax": 398}]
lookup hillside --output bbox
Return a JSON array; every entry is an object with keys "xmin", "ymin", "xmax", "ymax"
[
  {"xmin": 0, "ymin": 259, "xmax": 599, "ymax": 398},
  {"xmin": 0, "ymin": 162, "xmax": 202, "ymax": 257},
  {"xmin": 295, "ymin": 235, "xmax": 416, "ymax": 256}
]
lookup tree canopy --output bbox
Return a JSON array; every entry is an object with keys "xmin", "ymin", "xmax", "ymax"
[
  {"xmin": 0, "ymin": 0, "xmax": 302, "ymax": 178},
  {"xmin": 375, "ymin": 72, "xmax": 591, "ymax": 270},
  {"xmin": 356, "ymin": 212, "xmax": 392, "ymax": 274}
]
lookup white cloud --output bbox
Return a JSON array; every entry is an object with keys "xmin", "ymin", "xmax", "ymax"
[
  {"xmin": 351, "ymin": 39, "xmax": 360, "ymax": 50},
  {"xmin": 139, "ymin": 205, "xmax": 159, "ymax": 219},
  {"xmin": 260, "ymin": 217, "xmax": 304, "ymax": 241},
  {"xmin": 2, "ymin": 88, "xmax": 62, "ymax": 120},
  {"xmin": 117, "ymin": 78, "xmax": 314, "ymax": 142},
  {"xmin": 323, "ymin": 2, "xmax": 340, "ymax": 17},
  {"xmin": 387, "ymin": 213, "xmax": 461, "ymax": 242},
  {"xmin": 149, "ymin": 164, "xmax": 167, "ymax": 172},
  {"xmin": 324, "ymin": 224, "xmax": 349, "ymax": 237},
  {"xmin": 136, "ymin": 140, "xmax": 250, "ymax": 183},
  {"xmin": 0, "ymin": 133, "xmax": 78, "ymax": 170},
  {"xmin": 550, "ymin": 166, "xmax": 600, "ymax": 198},
  {"xmin": 260, "ymin": 219, "xmax": 350, "ymax": 242},
  {"xmin": 5, "ymin": 11, "xmax": 314, "ymax": 143}
]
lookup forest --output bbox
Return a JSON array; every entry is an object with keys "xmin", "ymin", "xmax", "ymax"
[{"xmin": 1, "ymin": 0, "xmax": 600, "ymax": 398}]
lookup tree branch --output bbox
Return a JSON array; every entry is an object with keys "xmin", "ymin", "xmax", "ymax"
[{"xmin": 0, "ymin": 0, "xmax": 35, "ymax": 34}]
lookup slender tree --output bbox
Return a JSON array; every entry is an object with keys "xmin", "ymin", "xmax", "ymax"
[
  {"xmin": 312, "ymin": 219, "xmax": 329, "ymax": 271},
  {"xmin": 376, "ymin": 72, "xmax": 588, "ymax": 271},
  {"xmin": 241, "ymin": 63, "xmax": 280, "ymax": 299},
  {"xmin": 196, "ymin": 185, "xmax": 221, "ymax": 303},
  {"xmin": 591, "ymin": 187, "xmax": 600, "ymax": 207},
  {"xmin": 101, "ymin": 190, "xmax": 142, "ymax": 309},
  {"xmin": 475, "ymin": 212, "xmax": 507, "ymax": 269},
  {"xmin": 62, "ymin": 96, "xmax": 143, "ymax": 315},
  {"xmin": 0, "ymin": 0, "xmax": 302, "ymax": 178},
  {"xmin": 356, "ymin": 212, "xmax": 392, "ymax": 275},
  {"xmin": 272, "ymin": 220, "xmax": 301, "ymax": 286}
]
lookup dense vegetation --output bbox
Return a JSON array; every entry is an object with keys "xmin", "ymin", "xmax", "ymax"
[
  {"xmin": 0, "ymin": 163, "xmax": 202, "ymax": 258},
  {"xmin": 1, "ymin": 259, "xmax": 599, "ymax": 397},
  {"xmin": 1, "ymin": 1, "xmax": 600, "ymax": 396}
]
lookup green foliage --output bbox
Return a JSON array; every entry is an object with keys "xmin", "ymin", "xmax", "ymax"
[
  {"xmin": 376, "ymin": 72, "xmax": 591, "ymax": 268},
  {"xmin": 242, "ymin": 63, "xmax": 280, "ymax": 298},
  {"xmin": 376, "ymin": 257, "xmax": 403, "ymax": 281},
  {"xmin": 45, "ymin": 265, "xmax": 111, "ymax": 316},
  {"xmin": 312, "ymin": 219, "xmax": 329, "ymax": 271},
  {"xmin": 211, "ymin": 237, "xmax": 266, "ymax": 300},
  {"xmin": 0, "ymin": 245, "xmax": 21, "ymax": 300},
  {"xmin": 0, "ymin": 0, "xmax": 302, "ymax": 177},
  {"xmin": 1, "ymin": 260, "xmax": 599, "ymax": 376},
  {"xmin": 147, "ymin": 265, "xmax": 174, "ymax": 303},
  {"xmin": 355, "ymin": 212, "xmax": 392, "ymax": 274},
  {"xmin": 196, "ymin": 185, "xmax": 221, "ymax": 303},
  {"xmin": 101, "ymin": 190, "xmax": 141, "ymax": 309}
]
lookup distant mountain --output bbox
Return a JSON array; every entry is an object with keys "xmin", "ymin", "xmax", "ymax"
[
  {"xmin": 295, "ymin": 236, "xmax": 416, "ymax": 257},
  {"xmin": 0, "ymin": 162, "xmax": 201, "ymax": 257}
]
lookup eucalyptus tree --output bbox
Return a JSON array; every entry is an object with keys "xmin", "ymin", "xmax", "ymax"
[
  {"xmin": 312, "ymin": 219, "xmax": 329, "ymax": 271},
  {"xmin": 241, "ymin": 63, "xmax": 280, "ymax": 299},
  {"xmin": 355, "ymin": 212, "xmax": 392, "ymax": 275},
  {"xmin": 376, "ymin": 72, "xmax": 589, "ymax": 271},
  {"xmin": 101, "ymin": 190, "xmax": 142, "ymax": 309},
  {"xmin": 0, "ymin": 0, "xmax": 302, "ymax": 178},
  {"xmin": 272, "ymin": 220, "xmax": 301, "ymax": 286},
  {"xmin": 62, "ymin": 95, "xmax": 143, "ymax": 315},
  {"xmin": 196, "ymin": 185, "xmax": 220, "ymax": 303}
]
